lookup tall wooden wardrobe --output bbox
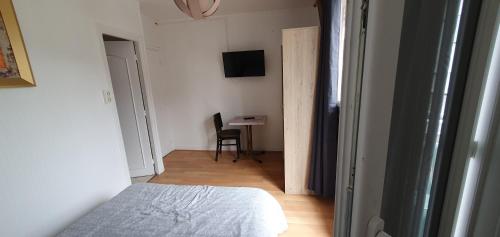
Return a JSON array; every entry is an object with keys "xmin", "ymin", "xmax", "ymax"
[{"xmin": 282, "ymin": 26, "xmax": 320, "ymax": 194}]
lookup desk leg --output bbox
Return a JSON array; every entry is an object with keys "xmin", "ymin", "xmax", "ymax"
[
  {"xmin": 246, "ymin": 125, "xmax": 262, "ymax": 163},
  {"xmin": 245, "ymin": 125, "xmax": 251, "ymax": 156}
]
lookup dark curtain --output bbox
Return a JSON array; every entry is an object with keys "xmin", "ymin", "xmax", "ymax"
[{"xmin": 308, "ymin": 0, "xmax": 341, "ymax": 198}]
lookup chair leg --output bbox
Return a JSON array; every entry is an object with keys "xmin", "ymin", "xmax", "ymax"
[
  {"xmin": 234, "ymin": 138, "xmax": 241, "ymax": 162},
  {"xmin": 218, "ymin": 140, "xmax": 222, "ymax": 154},
  {"xmin": 238, "ymin": 138, "xmax": 242, "ymax": 154},
  {"xmin": 215, "ymin": 139, "xmax": 220, "ymax": 162}
]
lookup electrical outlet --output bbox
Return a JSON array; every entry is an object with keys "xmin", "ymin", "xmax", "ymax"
[{"xmin": 102, "ymin": 90, "xmax": 113, "ymax": 104}]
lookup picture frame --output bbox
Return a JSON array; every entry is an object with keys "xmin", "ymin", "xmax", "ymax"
[{"xmin": 0, "ymin": 0, "xmax": 34, "ymax": 88}]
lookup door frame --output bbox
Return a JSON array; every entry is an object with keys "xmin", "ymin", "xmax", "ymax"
[
  {"xmin": 334, "ymin": 0, "xmax": 365, "ymax": 235},
  {"xmin": 95, "ymin": 23, "xmax": 165, "ymax": 175},
  {"xmin": 335, "ymin": 0, "xmax": 406, "ymax": 236}
]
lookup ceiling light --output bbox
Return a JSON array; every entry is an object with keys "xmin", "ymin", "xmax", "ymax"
[{"xmin": 174, "ymin": 0, "xmax": 221, "ymax": 20}]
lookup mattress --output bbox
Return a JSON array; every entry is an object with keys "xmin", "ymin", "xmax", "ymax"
[{"xmin": 58, "ymin": 183, "xmax": 288, "ymax": 237}]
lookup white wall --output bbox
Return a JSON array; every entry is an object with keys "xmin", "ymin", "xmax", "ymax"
[
  {"xmin": 142, "ymin": 15, "xmax": 176, "ymax": 156},
  {"xmin": 143, "ymin": 8, "xmax": 319, "ymax": 153},
  {"xmin": 0, "ymin": 0, "xmax": 148, "ymax": 236},
  {"xmin": 142, "ymin": 15, "xmax": 162, "ymax": 49}
]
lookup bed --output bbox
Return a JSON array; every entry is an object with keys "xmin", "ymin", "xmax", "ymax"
[{"xmin": 58, "ymin": 183, "xmax": 288, "ymax": 237}]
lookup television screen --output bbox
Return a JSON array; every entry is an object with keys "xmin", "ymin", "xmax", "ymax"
[{"xmin": 222, "ymin": 50, "xmax": 265, "ymax": 77}]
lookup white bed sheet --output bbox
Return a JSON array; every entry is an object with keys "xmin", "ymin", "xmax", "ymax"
[{"xmin": 58, "ymin": 183, "xmax": 288, "ymax": 237}]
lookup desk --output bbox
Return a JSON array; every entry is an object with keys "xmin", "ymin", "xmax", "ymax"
[{"xmin": 228, "ymin": 115, "xmax": 266, "ymax": 163}]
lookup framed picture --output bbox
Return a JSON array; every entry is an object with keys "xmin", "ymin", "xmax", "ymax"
[{"xmin": 0, "ymin": 0, "xmax": 34, "ymax": 88}]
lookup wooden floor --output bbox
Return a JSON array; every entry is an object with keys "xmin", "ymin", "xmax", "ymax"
[{"xmin": 149, "ymin": 150, "xmax": 334, "ymax": 237}]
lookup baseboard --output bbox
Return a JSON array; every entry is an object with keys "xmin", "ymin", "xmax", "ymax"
[{"xmin": 170, "ymin": 145, "xmax": 284, "ymax": 152}]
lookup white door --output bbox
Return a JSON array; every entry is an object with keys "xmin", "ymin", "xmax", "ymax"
[{"xmin": 105, "ymin": 41, "xmax": 155, "ymax": 177}]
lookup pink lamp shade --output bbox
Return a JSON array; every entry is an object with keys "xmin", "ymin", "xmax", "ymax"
[{"xmin": 174, "ymin": 0, "xmax": 221, "ymax": 20}]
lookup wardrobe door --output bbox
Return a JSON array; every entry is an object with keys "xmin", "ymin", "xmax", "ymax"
[{"xmin": 282, "ymin": 26, "xmax": 319, "ymax": 194}]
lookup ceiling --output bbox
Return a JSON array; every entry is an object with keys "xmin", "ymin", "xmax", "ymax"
[{"xmin": 139, "ymin": 0, "xmax": 317, "ymax": 22}]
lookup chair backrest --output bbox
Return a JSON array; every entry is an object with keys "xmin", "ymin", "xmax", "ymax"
[{"xmin": 213, "ymin": 112, "xmax": 223, "ymax": 133}]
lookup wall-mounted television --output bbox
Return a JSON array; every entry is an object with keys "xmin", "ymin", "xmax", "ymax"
[{"xmin": 222, "ymin": 50, "xmax": 265, "ymax": 78}]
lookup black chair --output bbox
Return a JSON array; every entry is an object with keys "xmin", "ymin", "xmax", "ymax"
[{"xmin": 213, "ymin": 113, "xmax": 241, "ymax": 162}]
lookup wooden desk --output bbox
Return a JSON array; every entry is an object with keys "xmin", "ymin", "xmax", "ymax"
[{"xmin": 228, "ymin": 115, "xmax": 266, "ymax": 163}]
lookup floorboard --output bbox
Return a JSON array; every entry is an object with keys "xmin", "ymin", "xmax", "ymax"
[{"xmin": 149, "ymin": 150, "xmax": 334, "ymax": 237}]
